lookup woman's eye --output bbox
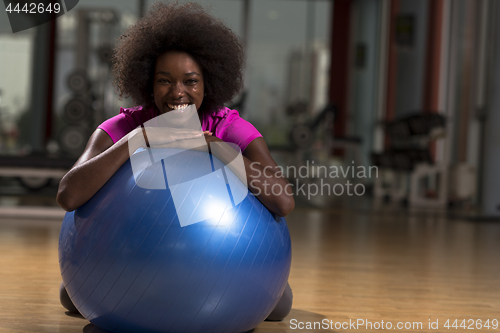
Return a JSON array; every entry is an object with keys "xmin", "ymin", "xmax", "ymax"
[
  {"xmin": 158, "ymin": 79, "xmax": 170, "ymax": 84},
  {"xmin": 186, "ymin": 79, "xmax": 198, "ymax": 85}
]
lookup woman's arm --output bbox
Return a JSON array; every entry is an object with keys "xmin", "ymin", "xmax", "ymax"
[
  {"xmin": 242, "ymin": 137, "xmax": 295, "ymax": 217},
  {"xmin": 57, "ymin": 127, "xmax": 208, "ymax": 212},
  {"xmin": 58, "ymin": 127, "xmax": 294, "ymax": 216},
  {"xmin": 56, "ymin": 128, "xmax": 142, "ymax": 212},
  {"xmin": 205, "ymin": 135, "xmax": 295, "ymax": 217}
]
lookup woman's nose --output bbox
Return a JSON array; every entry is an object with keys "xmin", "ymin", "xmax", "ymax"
[{"xmin": 171, "ymin": 82, "xmax": 185, "ymax": 97}]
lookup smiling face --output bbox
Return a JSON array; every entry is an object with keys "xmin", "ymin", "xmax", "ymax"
[{"xmin": 153, "ymin": 51, "xmax": 205, "ymax": 114}]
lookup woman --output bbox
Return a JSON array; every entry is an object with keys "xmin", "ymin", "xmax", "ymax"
[{"xmin": 57, "ymin": 1, "xmax": 294, "ymax": 322}]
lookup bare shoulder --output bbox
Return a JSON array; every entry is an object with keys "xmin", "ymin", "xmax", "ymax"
[
  {"xmin": 242, "ymin": 137, "xmax": 277, "ymax": 167},
  {"xmin": 73, "ymin": 129, "xmax": 115, "ymax": 168}
]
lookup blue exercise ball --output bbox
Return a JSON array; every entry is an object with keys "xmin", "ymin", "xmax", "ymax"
[{"xmin": 59, "ymin": 148, "xmax": 291, "ymax": 333}]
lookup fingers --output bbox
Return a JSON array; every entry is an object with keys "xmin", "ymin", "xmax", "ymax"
[
  {"xmin": 178, "ymin": 131, "xmax": 203, "ymax": 140},
  {"xmin": 144, "ymin": 127, "xmax": 204, "ymax": 145},
  {"xmin": 149, "ymin": 137, "xmax": 209, "ymax": 151},
  {"xmin": 203, "ymin": 131, "xmax": 213, "ymax": 136}
]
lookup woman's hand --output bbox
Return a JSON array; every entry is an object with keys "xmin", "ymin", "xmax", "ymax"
[{"xmin": 142, "ymin": 127, "xmax": 206, "ymax": 147}]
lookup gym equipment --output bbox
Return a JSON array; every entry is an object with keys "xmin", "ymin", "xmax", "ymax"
[
  {"xmin": 63, "ymin": 97, "xmax": 91, "ymax": 123},
  {"xmin": 66, "ymin": 70, "xmax": 91, "ymax": 93},
  {"xmin": 58, "ymin": 125, "xmax": 88, "ymax": 155},
  {"xmin": 59, "ymin": 148, "xmax": 292, "ymax": 333}
]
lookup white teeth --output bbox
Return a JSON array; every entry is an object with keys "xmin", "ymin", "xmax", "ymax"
[{"xmin": 168, "ymin": 104, "xmax": 189, "ymax": 110}]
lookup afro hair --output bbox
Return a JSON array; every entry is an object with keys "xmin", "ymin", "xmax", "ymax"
[{"xmin": 112, "ymin": 1, "xmax": 245, "ymax": 113}]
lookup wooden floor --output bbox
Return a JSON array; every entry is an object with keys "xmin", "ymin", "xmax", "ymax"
[{"xmin": 1, "ymin": 203, "xmax": 500, "ymax": 333}]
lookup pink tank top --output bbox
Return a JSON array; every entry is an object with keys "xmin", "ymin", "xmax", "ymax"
[{"xmin": 98, "ymin": 106, "xmax": 262, "ymax": 152}]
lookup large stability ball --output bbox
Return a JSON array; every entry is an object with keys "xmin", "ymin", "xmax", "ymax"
[{"xmin": 59, "ymin": 148, "xmax": 291, "ymax": 333}]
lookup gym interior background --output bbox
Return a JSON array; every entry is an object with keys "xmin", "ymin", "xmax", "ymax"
[{"xmin": 1, "ymin": 1, "xmax": 500, "ymax": 332}]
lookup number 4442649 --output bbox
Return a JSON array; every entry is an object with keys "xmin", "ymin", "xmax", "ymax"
[
  {"xmin": 5, "ymin": 2, "xmax": 61, "ymax": 14},
  {"xmin": 444, "ymin": 319, "xmax": 498, "ymax": 330}
]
